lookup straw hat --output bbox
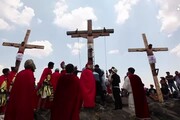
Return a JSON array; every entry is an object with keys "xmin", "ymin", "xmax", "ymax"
[{"xmin": 111, "ymin": 67, "xmax": 117, "ymax": 73}]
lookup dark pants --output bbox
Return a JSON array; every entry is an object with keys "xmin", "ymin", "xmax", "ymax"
[
  {"xmin": 96, "ymin": 81, "xmax": 105, "ymax": 104},
  {"xmin": 112, "ymin": 88, "xmax": 122, "ymax": 109}
]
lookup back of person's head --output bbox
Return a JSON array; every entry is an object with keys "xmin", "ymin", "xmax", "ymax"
[
  {"xmin": 150, "ymin": 84, "xmax": 154, "ymax": 88},
  {"xmin": 55, "ymin": 68, "xmax": 59, "ymax": 72},
  {"xmin": 2, "ymin": 68, "xmax": 10, "ymax": 75},
  {"xmin": 128, "ymin": 67, "xmax": 135, "ymax": 74},
  {"xmin": 65, "ymin": 64, "xmax": 74, "ymax": 73},
  {"xmin": 24, "ymin": 59, "xmax": 36, "ymax": 71},
  {"xmin": 166, "ymin": 71, "xmax": 170, "ymax": 75},
  {"xmin": 160, "ymin": 77, "xmax": 165, "ymax": 80},
  {"xmin": 48, "ymin": 62, "xmax": 54, "ymax": 68},
  {"xmin": 94, "ymin": 64, "xmax": 99, "ymax": 68}
]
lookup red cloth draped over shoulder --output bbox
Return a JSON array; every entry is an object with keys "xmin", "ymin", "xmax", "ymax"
[
  {"xmin": 4, "ymin": 69, "xmax": 35, "ymax": 120},
  {"xmin": 129, "ymin": 74, "xmax": 150, "ymax": 119},
  {"xmin": 80, "ymin": 68, "xmax": 96, "ymax": 108},
  {"xmin": 50, "ymin": 72, "xmax": 61, "ymax": 93},
  {"xmin": 0, "ymin": 75, "xmax": 5, "ymax": 86},
  {"xmin": 51, "ymin": 74, "xmax": 82, "ymax": 120},
  {"xmin": 37, "ymin": 68, "xmax": 52, "ymax": 89},
  {"xmin": 35, "ymin": 67, "xmax": 53, "ymax": 109}
]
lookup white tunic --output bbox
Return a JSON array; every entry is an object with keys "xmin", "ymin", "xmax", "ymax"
[{"xmin": 123, "ymin": 76, "xmax": 135, "ymax": 114}]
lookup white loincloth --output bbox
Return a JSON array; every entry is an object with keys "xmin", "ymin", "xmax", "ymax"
[
  {"xmin": 148, "ymin": 55, "xmax": 156, "ymax": 64},
  {"xmin": 16, "ymin": 53, "xmax": 23, "ymax": 61}
]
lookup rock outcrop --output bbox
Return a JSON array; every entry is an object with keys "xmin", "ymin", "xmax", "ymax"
[{"xmin": 80, "ymin": 95, "xmax": 180, "ymax": 120}]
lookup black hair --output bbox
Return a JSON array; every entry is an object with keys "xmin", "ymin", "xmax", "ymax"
[
  {"xmin": 128, "ymin": 67, "xmax": 135, "ymax": 74},
  {"xmin": 2, "ymin": 68, "xmax": 10, "ymax": 74},
  {"xmin": 94, "ymin": 64, "xmax": 99, "ymax": 68},
  {"xmin": 65, "ymin": 64, "xmax": 74, "ymax": 73},
  {"xmin": 48, "ymin": 62, "xmax": 54, "ymax": 68}
]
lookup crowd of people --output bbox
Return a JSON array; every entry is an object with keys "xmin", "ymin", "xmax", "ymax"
[{"xmin": 0, "ymin": 59, "xmax": 179, "ymax": 120}]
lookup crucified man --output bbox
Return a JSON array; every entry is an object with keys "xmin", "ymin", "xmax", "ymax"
[{"xmin": 147, "ymin": 44, "xmax": 159, "ymax": 75}]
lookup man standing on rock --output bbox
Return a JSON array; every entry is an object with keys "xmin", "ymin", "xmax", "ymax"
[
  {"xmin": 123, "ymin": 67, "xmax": 150, "ymax": 119},
  {"xmin": 110, "ymin": 67, "xmax": 122, "ymax": 110},
  {"xmin": 5, "ymin": 59, "xmax": 36, "ymax": 120},
  {"xmin": 51, "ymin": 64, "xmax": 82, "ymax": 120}
]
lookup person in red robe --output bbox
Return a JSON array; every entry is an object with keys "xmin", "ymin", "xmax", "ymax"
[
  {"xmin": 123, "ymin": 67, "xmax": 150, "ymax": 119},
  {"xmin": 80, "ymin": 63, "xmax": 96, "ymax": 108},
  {"xmin": 50, "ymin": 68, "xmax": 61, "ymax": 93},
  {"xmin": 36, "ymin": 62, "xmax": 54, "ymax": 109},
  {"xmin": 4, "ymin": 59, "xmax": 36, "ymax": 120},
  {"xmin": 51, "ymin": 63, "xmax": 82, "ymax": 120},
  {"xmin": 0, "ymin": 68, "xmax": 10, "ymax": 115}
]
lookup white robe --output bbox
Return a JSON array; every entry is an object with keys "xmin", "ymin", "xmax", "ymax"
[{"xmin": 123, "ymin": 77, "xmax": 135, "ymax": 114}]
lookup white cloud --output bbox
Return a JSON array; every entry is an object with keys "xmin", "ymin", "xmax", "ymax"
[
  {"xmin": 156, "ymin": 0, "xmax": 180, "ymax": 34},
  {"xmin": 26, "ymin": 40, "xmax": 53, "ymax": 58},
  {"xmin": 0, "ymin": 0, "xmax": 35, "ymax": 30},
  {"xmin": 0, "ymin": 19, "xmax": 13, "ymax": 30},
  {"xmin": 67, "ymin": 42, "xmax": 85, "ymax": 55},
  {"xmin": 108, "ymin": 49, "xmax": 119, "ymax": 54},
  {"xmin": 170, "ymin": 43, "xmax": 180, "ymax": 57},
  {"xmin": 53, "ymin": 0, "xmax": 97, "ymax": 30},
  {"xmin": 114, "ymin": 0, "xmax": 140, "ymax": 24}
]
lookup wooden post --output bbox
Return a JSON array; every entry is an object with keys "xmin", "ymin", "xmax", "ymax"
[
  {"xmin": 2, "ymin": 29, "xmax": 44, "ymax": 72},
  {"xmin": 128, "ymin": 33, "xmax": 168, "ymax": 103},
  {"xmin": 67, "ymin": 19, "xmax": 114, "ymax": 66}
]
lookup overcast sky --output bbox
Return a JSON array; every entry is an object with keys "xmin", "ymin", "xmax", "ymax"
[{"xmin": 0, "ymin": 0, "xmax": 180, "ymax": 87}]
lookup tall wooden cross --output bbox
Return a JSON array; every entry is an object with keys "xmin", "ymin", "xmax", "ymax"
[
  {"xmin": 66, "ymin": 19, "xmax": 114, "ymax": 66},
  {"xmin": 2, "ymin": 29, "xmax": 44, "ymax": 72},
  {"xmin": 128, "ymin": 33, "xmax": 168, "ymax": 103}
]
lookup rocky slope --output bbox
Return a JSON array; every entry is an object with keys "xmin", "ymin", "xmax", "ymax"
[{"xmin": 80, "ymin": 96, "xmax": 180, "ymax": 120}]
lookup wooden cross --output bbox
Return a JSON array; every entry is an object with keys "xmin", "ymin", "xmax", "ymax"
[
  {"xmin": 66, "ymin": 19, "xmax": 114, "ymax": 66},
  {"xmin": 2, "ymin": 29, "xmax": 44, "ymax": 72},
  {"xmin": 128, "ymin": 33, "xmax": 168, "ymax": 103}
]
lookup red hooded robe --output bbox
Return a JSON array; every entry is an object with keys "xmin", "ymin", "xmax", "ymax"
[
  {"xmin": 129, "ymin": 74, "xmax": 150, "ymax": 119},
  {"xmin": 51, "ymin": 73, "xmax": 82, "ymax": 120},
  {"xmin": 50, "ymin": 71, "xmax": 61, "ymax": 93},
  {"xmin": 4, "ymin": 69, "xmax": 35, "ymax": 120},
  {"xmin": 80, "ymin": 68, "xmax": 96, "ymax": 108},
  {"xmin": 36, "ymin": 67, "xmax": 52, "ymax": 109},
  {"xmin": 37, "ymin": 68, "xmax": 52, "ymax": 90}
]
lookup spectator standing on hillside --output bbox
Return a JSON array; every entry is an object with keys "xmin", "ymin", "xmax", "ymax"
[{"xmin": 123, "ymin": 67, "xmax": 150, "ymax": 119}]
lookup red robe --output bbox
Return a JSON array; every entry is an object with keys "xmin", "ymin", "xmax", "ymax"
[
  {"xmin": 50, "ymin": 71, "xmax": 61, "ymax": 93},
  {"xmin": 4, "ymin": 69, "xmax": 35, "ymax": 120},
  {"xmin": 129, "ymin": 74, "xmax": 150, "ymax": 119},
  {"xmin": 60, "ymin": 69, "xmax": 66, "ymax": 75},
  {"xmin": 36, "ymin": 67, "xmax": 52, "ymax": 109},
  {"xmin": 37, "ymin": 68, "xmax": 52, "ymax": 90},
  {"xmin": 80, "ymin": 68, "xmax": 96, "ymax": 108},
  {"xmin": 51, "ymin": 73, "xmax": 82, "ymax": 120}
]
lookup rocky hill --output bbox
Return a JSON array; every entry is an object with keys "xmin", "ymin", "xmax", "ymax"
[
  {"xmin": 80, "ymin": 95, "xmax": 180, "ymax": 120},
  {"xmin": 33, "ymin": 95, "xmax": 180, "ymax": 120}
]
